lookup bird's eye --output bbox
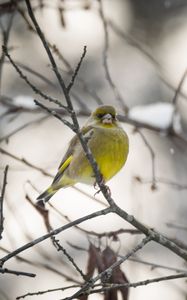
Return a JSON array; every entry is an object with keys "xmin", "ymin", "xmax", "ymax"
[
  {"xmin": 96, "ymin": 113, "xmax": 116, "ymax": 120},
  {"xmin": 96, "ymin": 113, "xmax": 104, "ymax": 119}
]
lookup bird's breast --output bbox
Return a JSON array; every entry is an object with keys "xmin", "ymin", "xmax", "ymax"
[{"xmin": 67, "ymin": 127, "xmax": 129, "ymax": 184}]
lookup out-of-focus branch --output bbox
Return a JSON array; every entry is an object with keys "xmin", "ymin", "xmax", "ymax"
[
  {"xmin": 137, "ymin": 129, "xmax": 156, "ymax": 190},
  {"xmin": 167, "ymin": 222, "xmax": 187, "ymax": 231},
  {"xmin": 135, "ymin": 176, "xmax": 187, "ymax": 190},
  {"xmin": 0, "ymin": 165, "xmax": 9, "ymax": 239},
  {"xmin": 128, "ymin": 256, "xmax": 187, "ymax": 273},
  {"xmin": 0, "ymin": 115, "xmax": 49, "ymax": 144},
  {"xmin": 2, "ymin": 45, "xmax": 65, "ymax": 108},
  {"xmin": 0, "ymin": 12, "xmax": 14, "ymax": 92},
  {"xmin": 73, "ymin": 227, "xmax": 141, "ymax": 239},
  {"xmin": 98, "ymin": 0, "xmax": 128, "ymax": 113},
  {"xmin": 169, "ymin": 68, "xmax": 187, "ymax": 133},
  {"xmin": 108, "ymin": 19, "xmax": 159, "ymax": 67},
  {"xmin": 63, "ymin": 213, "xmax": 141, "ymax": 238},
  {"xmin": 0, "ymin": 147, "xmax": 52, "ymax": 177}
]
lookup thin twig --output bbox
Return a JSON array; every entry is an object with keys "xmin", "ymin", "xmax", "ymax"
[
  {"xmin": 0, "ymin": 165, "xmax": 8, "ymax": 239},
  {"xmin": 16, "ymin": 284, "xmax": 81, "ymax": 299},
  {"xmin": 0, "ymin": 267, "xmax": 36, "ymax": 277},
  {"xmin": 67, "ymin": 46, "xmax": 87, "ymax": 93},
  {"xmin": 50, "ymin": 236, "xmax": 87, "ymax": 281}
]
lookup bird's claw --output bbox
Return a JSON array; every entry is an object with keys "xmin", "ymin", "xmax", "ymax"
[
  {"xmin": 94, "ymin": 176, "xmax": 111, "ymax": 197},
  {"xmin": 36, "ymin": 199, "xmax": 46, "ymax": 210}
]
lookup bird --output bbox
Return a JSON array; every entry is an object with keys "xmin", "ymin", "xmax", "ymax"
[{"xmin": 36, "ymin": 105, "xmax": 129, "ymax": 205}]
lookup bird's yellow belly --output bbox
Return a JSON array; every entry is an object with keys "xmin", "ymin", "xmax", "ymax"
[{"xmin": 68, "ymin": 128, "xmax": 129, "ymax": 185}]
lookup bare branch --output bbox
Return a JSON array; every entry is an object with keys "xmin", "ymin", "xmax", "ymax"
[
  {"xmin": 16, "ymin": 284, "xmax": 81, "ymax": 300},
  {"xmin": 0, "ymin": 267, "xmax": 35, "ymax": 277},
  {"xmin": 0, "ymin": 165, "xmax": 9, "ymax": 239},
  {"xmin": 67, "ymin": 45, "xmax": 87, "ymax": 93},
  {"xmin": 50, "ymin": 236, "xmax": 87, "ymax": 281}
]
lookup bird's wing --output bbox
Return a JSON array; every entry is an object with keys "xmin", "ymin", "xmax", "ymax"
[{"xmin": 52, "ymin": 125, "xmax": 93, "ymax": 185}]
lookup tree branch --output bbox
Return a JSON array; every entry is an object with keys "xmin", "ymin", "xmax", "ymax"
[{"xmin": 0, "ymin": 165, "xmax": 9, "ymax": 239}]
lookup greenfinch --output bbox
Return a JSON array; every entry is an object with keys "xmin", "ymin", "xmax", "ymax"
[{"xmin": 37, "ymin": 105, "xmax": 129, "ymax": 204}]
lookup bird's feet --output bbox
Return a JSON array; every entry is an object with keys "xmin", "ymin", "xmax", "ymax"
[
  {"xmin": 94, "ymin": 176, "xmax": 111, "ymax": 197},
  {"xmin": 36, "ymin": 199, "xmax": 46, "ymax": 210}
]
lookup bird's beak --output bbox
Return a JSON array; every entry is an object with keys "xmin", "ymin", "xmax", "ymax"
[{"xmin": 102, "ymin": 113, "xmax": 113, "ymax": 124}]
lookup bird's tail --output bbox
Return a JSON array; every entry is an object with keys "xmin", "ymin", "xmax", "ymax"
[{"xmin": 36, "ymin": 186, "xmax": 57, "ymax": 206}]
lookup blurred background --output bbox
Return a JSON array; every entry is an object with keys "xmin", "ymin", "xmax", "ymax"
[{"xmin": 0, "ymin": 0, "xmax": 187, "ymax": 299}]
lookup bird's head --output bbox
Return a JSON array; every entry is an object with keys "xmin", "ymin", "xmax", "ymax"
[{"xmin": 90, "ymin": 105, "xmax": 118, "ymax": 128}]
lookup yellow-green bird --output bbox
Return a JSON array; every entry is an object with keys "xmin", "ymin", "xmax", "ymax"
[{"xmin": 37, "ymin": 105, "xmax": 129, "ymax": 204}]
